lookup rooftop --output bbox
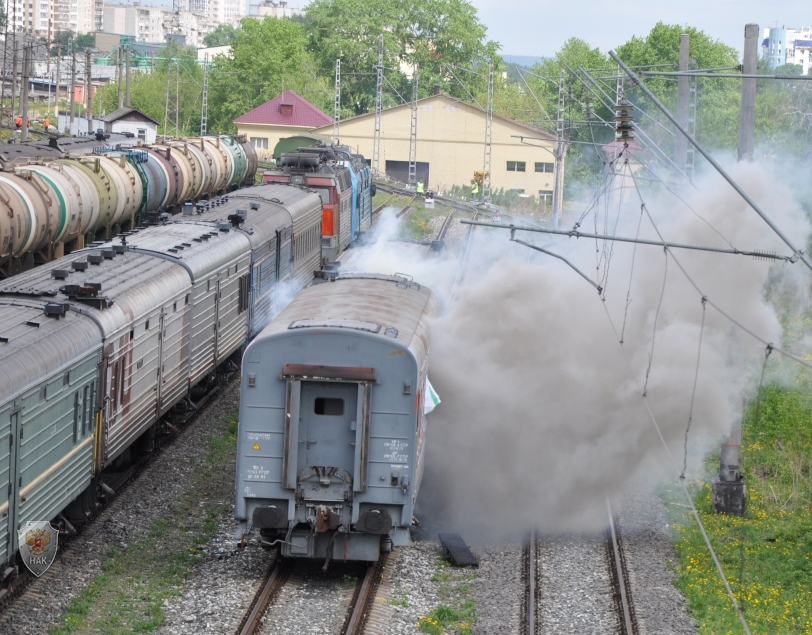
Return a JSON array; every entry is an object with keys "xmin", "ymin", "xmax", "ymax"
[{"xmin": 234, "ymin": 91, "xmax": 333, "ymax": 128}]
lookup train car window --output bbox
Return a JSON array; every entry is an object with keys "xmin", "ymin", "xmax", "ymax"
[
  {"xmin": 82, "ymin": 385, "xmax": 90, "ymax": 436},
  {"xmin": 63, "ymin": 371, "xmax": 70, "ymax": 386},
  {"xmin": 145, "ymin": 319, "xmax": 150, "ymax": 331},
  {"xmin": 130, "ymin": 329, "xmax": 134, "ymax": 340},
  {"xmin": 312, "ymin": 187, "xmax": 330, "ymax": 204},
  {"xmin": 119, "ymin": 360, "xmax": 125, "ymax": 406},
  {"xmin": 39, "ymin": 386, "xmax": 47, "ymax": 401},
  {"xmin": 314, "ymin": 398, "xmax": 344, "ymax": 416}
]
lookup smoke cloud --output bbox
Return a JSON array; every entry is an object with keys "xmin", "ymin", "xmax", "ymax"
[{"xmin": 349, "ymin": 165, "xmax": 810, "ymax": 535}]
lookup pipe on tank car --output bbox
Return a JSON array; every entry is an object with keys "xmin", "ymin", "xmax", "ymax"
[
  {"xmin": 62, "ymin": 158, "xmax": 118, "ymax": 235},
  {"xmin": 19, "ymin": 165, "xmax": 82, "ymax": 244},
  {"xmin": 54, "ymin": 160, "xmax": 101, "ymax": 236},
  {"xmin": 185, "ymin": 142, "xmax": 214, "ymax": 198},
  {"xmin": 202, "ymin": 136, "xmax": 231, "ymax": 193},
  {"xmin": 239, "ymin": 138, "xmax": 258, "ymax": 186}
]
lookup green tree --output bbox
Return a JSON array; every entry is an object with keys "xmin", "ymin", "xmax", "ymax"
[
  {"xmin": 615, "ymin": 22, "xmax": 740, "ymax": 151},
  {"xmin": 207, "ymin": 17, "xmax": 324, "ymax": 132},
  {"xmin": 203, "ymin": 23, "xmax": 238, "ymax": 47},
  {"xmin": 96, "ymin": 42, "xmax": 203, "ymax": 135},
  {"xmin": 305, "ymin": 0, "xmax": 501, "ymax": 115}
]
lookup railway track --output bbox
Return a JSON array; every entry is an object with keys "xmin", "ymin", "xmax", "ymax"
[
  {"xmin": 235, "ymin": 554, "xmax": 387, "ymax": 635},
  {"xmin": 521, "ymin": 501, "xmax": 638, "ymax": 635}
]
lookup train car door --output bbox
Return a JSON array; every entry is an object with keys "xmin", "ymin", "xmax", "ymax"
[
  {"xmin": 276, "ymin": 226, "xmax": 292, "ymax": 285},
  {"xmin": 297, "ymin": 382, "xmax": 358, "ymax": 497},
  {"xmin": 0, "ymin": 409, "xmax": 19, "ymax": 560}
]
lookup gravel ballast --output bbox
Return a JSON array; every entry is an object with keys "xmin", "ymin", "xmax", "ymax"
[{"xmin": 0, "ymin": 382, "xmax": 242, "ymax": 635}]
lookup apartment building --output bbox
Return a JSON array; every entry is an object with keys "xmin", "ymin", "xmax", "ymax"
[
  {"xmin": 102, "ymin": 3, "xmax": 217, "ymax": 47},
  {"xmin": 6, "ymin": 0, "xmax": 96, "ymax": 35},
  {"xmin": 763, "ymin": 26, "xmax": 812, "ymax": 74}
]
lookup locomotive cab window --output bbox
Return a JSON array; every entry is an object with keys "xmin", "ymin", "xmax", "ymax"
[{"xmin": 314, "ymin": 398, "xmax": 344, "ymax": 416}]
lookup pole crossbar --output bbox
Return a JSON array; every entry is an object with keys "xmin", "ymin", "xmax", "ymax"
[
  {"xmin": 641, "ymin": 71, "xmax": 812, "ymax": 80},
  {"xmin": 609, "ymin": 50, "xmax": 812, "ymax": 273},
  {"xmin": 461, "ymin": 220, "xmax": 793, "ymax": 261},
  {"xmin": 510, "ymin": 236, "xmax": 602, "ymax": 292}
]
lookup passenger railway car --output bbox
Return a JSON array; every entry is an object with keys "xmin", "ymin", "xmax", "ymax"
[
  {"xmin": 235, "ymin": 274, "xmax": 440, "ymax": 562},
  {"xmin": 0, "ymin": 135, "xmax": 258, "ymax": 278},
  {"xmin": 0, "ymin": 183, "xmax": 321, "ymax": 591}
]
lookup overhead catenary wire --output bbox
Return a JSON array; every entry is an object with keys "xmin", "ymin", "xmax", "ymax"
[{"xmin": 610, "ymin": 50, "xmax": 812, "ymax": 273}]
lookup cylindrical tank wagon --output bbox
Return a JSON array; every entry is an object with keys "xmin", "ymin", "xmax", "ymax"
[{"xmin": 0, "ymin": 134, "xmax": 257, "ymax": 277}]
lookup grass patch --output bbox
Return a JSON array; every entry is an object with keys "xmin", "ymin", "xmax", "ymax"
[
  {"xmin": 664, "ymin": 384, "xmax": 812, "ymax": 635},
  {"xmin": 388, "ymin": 592, "xmax": 411, "ymax": 607},
  {"xmin": 52, "ymin": 409, "xmax": 240, "ymax": 635},
  {"xmin": 418, "ymin": 600, "xmax": 476, "ymax": 635},
  {"xmin": 402, "ymin": 208, "xmax": 432, "ymax": 240},
  {"xmin": 418, "ymin": 553, "xmax": 477, "ymax": 634}
]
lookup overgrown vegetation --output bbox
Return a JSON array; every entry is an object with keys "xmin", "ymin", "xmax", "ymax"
[
  {"xmin": 663, "ymin": 383, "xmax": 812, "ymax": 634},
  {"xmin": 418, "ymin": 555, "xmax": 477, "ymax": 635},
  {"xmin": 51, "ymin": 413, "xmax": 239, "ymax": 634}
]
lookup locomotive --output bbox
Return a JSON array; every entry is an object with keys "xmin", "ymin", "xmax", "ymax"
[
  {"xmin": 0, "ymin": 182, "xmax": 322, "ymax": 591},
  {"xmin": 0, "ymin": 134, "xmax": 258, "ymax": 278},
  {"xmin": 262, "ymin": 137, "xmax": 373, "ymax": 262},
  {"xmin": 235, "ymin": 274, "xmax": 439, "ymax": 562}
]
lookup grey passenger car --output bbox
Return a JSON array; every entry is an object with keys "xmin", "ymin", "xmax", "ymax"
[{"xmin": 236, "ymin": 274, "xmax": 440, "ymax": 562}]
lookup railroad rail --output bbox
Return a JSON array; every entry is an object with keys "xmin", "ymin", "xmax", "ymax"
[
  {"xmin": 0, "ymin": 359, "xmax": 241, "ymax": 613},
  {"xmin": 607, "ymin": 500, "xmax": 639, "ymax": 635},
  {"xmin": 236, "ymin": 555, "xmax": 387, "ymax": 635},
  {"xmin": 521, "ymin": 503, "xmax": 638, "ymax": 635},
  {"xmin": 521, "ymin": 530, "xmax": 540, "ymax": 635}
]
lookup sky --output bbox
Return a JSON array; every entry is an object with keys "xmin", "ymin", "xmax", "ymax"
[{"xmin": 468, "ymin": 0, "xmax": 811, "ymax": 58}]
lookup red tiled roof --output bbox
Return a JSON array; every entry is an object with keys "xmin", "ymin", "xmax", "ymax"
[{"xmin": 234, "ymin": 91, "xmax": 333, "ymax": 127}]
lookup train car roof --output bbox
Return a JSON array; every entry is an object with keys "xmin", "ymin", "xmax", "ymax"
[
  {"xmin": 107, "ymin": 222, "xmax": 251, "ymax": 282},
  {"xmin": 0, "ymin": 299, "xmax": 101, "ymax": 403},
  {"xmin": 190, "ymin": 183, "xmax": 322, "ymax": 248},
  {"xmin": 0, "ymin": 249, "xmax": 190, "ymax": 339},
  {"xmin": 254, "ymin": 274, "xmax": 440, "ymax": 366},
  {"xmin": 0, "ymin": 134, "xmax": 140, "ymax": 164}
]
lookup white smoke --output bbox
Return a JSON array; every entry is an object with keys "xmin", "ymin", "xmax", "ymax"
[{"xmin": 346, "ymin": 168, "xmax": 811, "ymax": 535}]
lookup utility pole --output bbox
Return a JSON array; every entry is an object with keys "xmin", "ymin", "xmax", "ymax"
[
  {"xmin": 372, "ymin": 34, "xmax": 384, "ymax": 176},
  {"xmin": 11, "ymin": 39, "xmax": 18, "ymax": 128},
  {"xmin": 408, "ymin": 62, "xmax": 418, "ymax": 186},
  {"xmin": 117, "ymin": 47, "xmax": 123, "ymax": 110},
  {"xmin": 686, "ymin": 59, "xmax": 698, "ymax": 181},
  {"xmin": 20, "ymin": 45, "xmax": 30, "ymax": 142},
  {"xmin": 200, "ymin": 53, "xmax": 209, "ymax": 135},
  {"xmin": 55, "ymin": 44, "xmax": 61, "ymax": 119},
  {"xmin": 69, "ymin": 46, "xmax": 76, "ymax": 133},
  {"xmin": 125, "ymin": 46, "xmax": 131, "ymax": 107},
  {"xmin": 333, "ymin": 58, "xmax": 340, "ymax": 144},
  {"xmin": 482, "ymin": 62, "xmax": 493, "ymax": 200},
  {"xmin": 738, "ymin": 24, "xmax": 759, "ymax": 162},
  {"xmin": 675, "ymin": 33, "xmax": 690, "ymax": 174},
  {"xmin": 86, "ymin": 48, "xmax": 93, "ymax": 126},
  {"xmin": 551, "ymin": 69, "xmax": 566, "ymax": 227}
]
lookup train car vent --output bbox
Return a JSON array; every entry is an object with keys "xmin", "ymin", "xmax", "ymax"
[
  {"xmin": 113, "ymin": 244, "xmax": 126, "ymax": 255},
  {"xmin": 247, "ymin": 373, "xmax": 256, "ymax": 387},
  {"xmin": 182, "ymin": 242, "xmax": 192, "ymax": 247},
  {"xmin": 51, "ymin": 269, "xmax": 71, "ymax": 280},
  {"xmin": 402, "ymin": 382, "xmax": 412, "ymax": 395},
  {"xmin": 43, "ymin": 302, "xmax": 68, "ymax": 319},
  {"xmin": 249, "ymin": 202, "xmax": 260, "ymax": 210},
  {"xmin": 87, "ymin": 254, "xmax": 103, "ymax": 265},
  {"xmin": 71, "ymin": 261, "xmax": 89, "ymax": 271},
  {"xmin": 101, "ymin": 249, "xmax": 115, "ymax": 259},
  {"xmin": 384, "ymin": 327, "xmax": 399, "ymax": 338},
  {"xmin": 216, "ymin": 222, "xmax": 231, "ymax": 232},
  {"xmin": 200, "ymin": 235, "xmax": 210, "ymax": 241}
]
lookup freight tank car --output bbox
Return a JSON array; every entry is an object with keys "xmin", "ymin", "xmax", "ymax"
[
  {"xmin": 0, "ymin": 183, "xmax": 321, "ymax": 592},
  {"xmin": 235, "ymin": 274, "xmax": 440, "ymax": 562}
]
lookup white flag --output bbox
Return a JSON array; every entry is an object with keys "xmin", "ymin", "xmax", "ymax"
[{"xmin": 424, "ymin": 376, "xmax": 441, "ymax": 414}]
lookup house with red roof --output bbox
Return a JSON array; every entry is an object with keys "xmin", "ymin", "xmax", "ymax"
[{"xmin": 233, "ymin": 91, "xmax": 333, "ymax": 157}]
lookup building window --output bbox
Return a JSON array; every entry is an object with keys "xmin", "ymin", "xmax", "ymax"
[
  {"xmin": 507, "ymin": 161, "xmax": 526, "ymax": 172},
  {"xmin": 137, "ymin": 128, "xmax": 146, "ymax": 141},
  {"xmin": 539, "ymin": 190, "xmax": 553, "ymax": 205},
  {"xmin": 535, "ymin": 162, "xmax": 554, "ymax": 173},
  {"xmin": 250, "ymin": 137, "xmax": 268, "ymax": 149}
]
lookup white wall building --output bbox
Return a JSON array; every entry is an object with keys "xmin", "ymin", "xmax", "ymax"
[
  {"xmin": 762, "ymin": 26, "xmax": 812, "ymax": 74},
  {"xmin": 252, "ymin": 1, "xmax": 301, "ymax": 18},
  {"xmin": 7, "ymin": 0, "xmax": 95, "ymax": 35},
  {"xmin": 102, "ymin": 3, "xmax": 215, "ymax": 47}
]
